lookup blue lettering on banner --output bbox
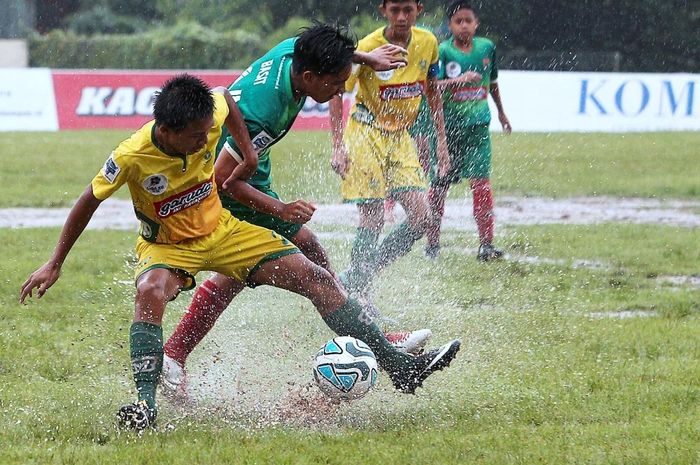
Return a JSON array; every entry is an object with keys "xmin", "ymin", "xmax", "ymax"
[{"xmin": 579, "ymin": 78, "xmax": 698, "ymax": 118}]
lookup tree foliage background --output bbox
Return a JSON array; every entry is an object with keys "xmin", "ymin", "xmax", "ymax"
[{"xmin": 28, "ymin": 0, "xmax": 700, "ymax": 71}]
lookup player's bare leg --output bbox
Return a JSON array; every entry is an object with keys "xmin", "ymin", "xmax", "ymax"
[{"xmin": 425, "ymin": 182, "xmax": 450, "ymax": 259}]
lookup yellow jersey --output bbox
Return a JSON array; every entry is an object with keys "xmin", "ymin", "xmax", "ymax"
[
  {"xmin": 91, "ymin": 93, "xmax": 229, "ymax": 244},
  {"xmin": 346, "ymin": 27, "xmax": 439, "ymax": 132}
]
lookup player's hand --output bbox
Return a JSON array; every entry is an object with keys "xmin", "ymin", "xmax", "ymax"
[
  {"xmin": 499, "ymin": 112, "xmax": 512, "ymax": 134},
  {"xmin": 20, "ymin": 261, "xmax": 61, "ymax": 304},
  {"xmin": 457, "ymin": 71, "xmax": 482, "ymax": 83},
  {"xmin": 366, "ymin": 44, "xmax": 408, "ymax": 71},
  {"xmin": 280, "ymin": 200, "xmax": 316, "ymax": 224},
  {"xmin": 331, "ymin": 145, "xmax": 350, "ymax": 179}
]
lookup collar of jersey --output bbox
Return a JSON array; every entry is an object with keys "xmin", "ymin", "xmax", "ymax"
[
  {"xmin": 382, "ymin": 26, "xmax": 412, "ymax": 48},
  {"xmin": 151, "ymin": 123, "xmax": 189, "ymax": 169}
]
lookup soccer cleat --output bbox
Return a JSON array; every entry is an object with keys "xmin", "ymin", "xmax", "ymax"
[
  {"xmin": 117, "ymin": 400, "xmax": 156, "ymax": 431},
  {"xmin": 477, "ymin": 243, "xmax": 504, "ymax": 262},
  {"xmin": 424, "ymin": 244, "xmax": 440, "ymax": 260},
  {"xmin": 385, "ymin": 329, "xmax": 432, "ymax": 355},
  {"xmin": 160, "ymin": 354, "xmax": 189, "ymax": 403},
  {"xmin": 390, "ymin": 339, "xmax": 461, "ymax": 394}
]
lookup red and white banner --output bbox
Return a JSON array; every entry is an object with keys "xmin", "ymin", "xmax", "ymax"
[{"xmin": 51, "ymin": 70, "xmax": 342, "ymax": 130}]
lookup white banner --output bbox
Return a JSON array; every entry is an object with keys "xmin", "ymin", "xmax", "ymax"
[
  {"xmin": 0, "ymin": 68, "xmax": 58, "ymax": 131},
  {"xmin": 490, "ymin": 71, "xmax": 699, "ymax": 132}
]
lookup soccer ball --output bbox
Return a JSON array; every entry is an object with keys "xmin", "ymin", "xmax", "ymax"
[{"xmin": 313, "ymin": 336, "xmax": 379, "ymax": 401}]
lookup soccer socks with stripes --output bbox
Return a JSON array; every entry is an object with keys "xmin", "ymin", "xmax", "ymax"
[
  {"xmin": 164, "ymin": 279, "xmax": 229, "ymax": 366},
  {"xmin": 130, "ymin": 321, "xmax": 163, "ymax": 411},
  {"xmin": 345, "ymin": 227, "xmax": 380, "ymax": 292},
  {"xmin": 375, "ymin": 221, "xmax": 424, "ymax": 269},
  {"xmin": 470, "ymin": 178, "xmax": 495, "ymax": 244},
  {"xmin": 322, "ymin": 298, "xmax": 412, "ymax": 373}
]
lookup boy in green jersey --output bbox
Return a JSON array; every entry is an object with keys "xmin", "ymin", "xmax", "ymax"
[
  {"xmin": 425, "ymin": 1, "xmax": 512, "ymax": 261},
  {"xmin": 161, "ymin": 24, "xmax": 437, "ymax": 399}
]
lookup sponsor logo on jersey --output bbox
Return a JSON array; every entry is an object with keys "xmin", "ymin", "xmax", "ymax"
[
  {"xmin": 154, "ymin": 178, "xmax": 213, "ymax": 218},
  {"xmin": 102, "ymin": 154, "xmax": 121, "ymax": 183},
  {"xmin": 451, "ymin": 86, "xmax": 488, "ymax": 102},
  {"xmin": 375, "ymin": 69, "xmax": 395, "ymax": 81},
  {"xmin": 251, "ymin": 130, "xmax": 273, "ymax": 153},
  {"xmin": 446, "ymin": 61, "xmax": 462, "ymax": 79},
  {"xmin": 142, "ymin": 174, "xmax": 168, "ymax": 195},
  {"xmin": 379, "ymin": 81, "xmax": 425, "ymax": 101}
]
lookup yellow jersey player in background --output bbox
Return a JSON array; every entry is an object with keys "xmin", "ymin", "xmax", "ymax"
[
  {"xmin": 330, "ymin": 0, "xmax": 450, "ymax": 309},
  {"xmin": 21, "ymin": 75, "xmax": 461, "ymax": 431}
]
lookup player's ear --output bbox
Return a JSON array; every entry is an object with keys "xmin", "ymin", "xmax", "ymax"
[
  {"xmin": 416, "ymin": 3, "xmax": 424, "ymax": 14},
  {"xmin": 378, "ymin": 3, "xmax": 386, "ymax": 18}
]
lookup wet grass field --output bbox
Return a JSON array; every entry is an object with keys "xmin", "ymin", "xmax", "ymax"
[{"xmin": 1, "ymin": 130, "xmax": 698, "ymax": 464}]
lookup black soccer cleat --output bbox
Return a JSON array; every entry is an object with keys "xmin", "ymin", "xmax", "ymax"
[
  {"xmin": 425, "ymin": 244, "xmax": 440, "ymax": 260},
  {"xmin": 117, "ymin": 400, "xmax": 157, "ymax": 431},
  {"xmin": 477, "ymin": 243, "xmax": 504, "ymax": 262},
  {"xmin": 391, "ymin": 339, "xmax": 461, "ymax": 394}
]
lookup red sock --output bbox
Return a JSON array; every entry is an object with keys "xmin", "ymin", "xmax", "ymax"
[
  {"xmin": 164, "ymin": 279, "xmax": 231, "ymax": 366},
  {"xmin": 427, "ymin": 185, "xmax": 448, "ymax": 247},
  {"xmin": 470, "ymin": 178, "xmax": 495, "ymax": 244}
]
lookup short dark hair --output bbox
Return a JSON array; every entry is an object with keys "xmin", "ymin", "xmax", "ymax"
[
  {"xmin": 446, "ymin": 1, "xmax": 477, "ymax": 19},
  {"xmin": 153, "ymin": 74, "xmax": 214, "ymax": 132},
  {"xmin": 293, "ymin": 23, "xmax": 356, "ymax": 76}
]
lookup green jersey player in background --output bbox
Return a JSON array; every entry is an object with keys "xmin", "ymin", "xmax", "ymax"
[
  {"xmin": 424, "ymin": 1, "xmax": 512, "ymax": 261},
  {"xmin": 161, "ymin": 24, "xmax": 435, "ymax": 399}
]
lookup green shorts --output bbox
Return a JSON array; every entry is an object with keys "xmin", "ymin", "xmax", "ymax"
[
  {"xmin": 409, "ymin": 100, "xmax": 436, "ymax": 139},
  {"xmin": 221, "ymin": 185, "xmax": 303, "ymax": 240},
  {"xmin": 432, "ymin": 123, "xmax": 492, "ymax": 185}
]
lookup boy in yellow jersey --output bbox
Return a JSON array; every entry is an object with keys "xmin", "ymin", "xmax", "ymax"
[
  {"xmin": 20, "ymin": 75, "xmax": 460, "ymax": 431},
  {"xmin": 329, "ymin": 0, "xmax": 450, "ymax": 301}
]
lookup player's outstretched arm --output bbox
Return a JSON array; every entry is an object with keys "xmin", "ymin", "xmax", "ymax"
[
  {"xmin": 329, "ymin": 95, "xmax": 349, "ymax": 179},
  {"xmin": 215, "ymin": 87, "xmax": 259, "ymax": 185},
  {"xmin": 353, "ymin": 44, "xmax": 408, "ymax": 71},
  {"xmin": 426, "ymin": 78, "xmax": 451, "ymax": 177},
  {"xmin": 20, "ymin": 185, "xmax": 103, "ymax": 304},
  {"xmin": 435, "ymin": 71, "xmax": 482, "ymax": 90},
  {"xmin": 490, "ymin": 82, "xmax": 512, "ymax": 134}
]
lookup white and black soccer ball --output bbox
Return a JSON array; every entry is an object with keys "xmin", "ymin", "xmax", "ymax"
[{"xmin": 312, "ymin": 336, "xmax": 379, "ymax": 401}]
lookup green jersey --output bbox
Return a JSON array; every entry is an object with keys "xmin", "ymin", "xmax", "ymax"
[
  {"xmin": 219, "ymin": 38, "xmax": 305, "ymax": 187},
  {"xmin": 438, "ymin": 36, "xmax": 498, "ymax": 127}
]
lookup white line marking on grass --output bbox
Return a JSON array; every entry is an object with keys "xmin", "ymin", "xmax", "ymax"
[{"xmin": 588, "ymin": 310, "xmax": 659, "ymax": 319}]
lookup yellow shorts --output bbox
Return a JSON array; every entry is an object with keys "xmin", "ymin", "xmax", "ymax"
[
  {"xmin": 134, "ymin": 209, "xmax": 299, "ymax": 291},
  {"xmin": 341, "ymin": 119, "xmax": 427, "ymax": 202}
]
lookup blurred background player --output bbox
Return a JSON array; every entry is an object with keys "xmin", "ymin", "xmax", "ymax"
[
  {"xmin": 161, "ymin": 24, "xmax": 434, "ymax": 399},
  {"xmin": 425, "ymin": 1, "xmax": 512, "ymax": 261},
  {"xmin": 329, "ymin": 0, "xmax": 450, "ymax": 304}
]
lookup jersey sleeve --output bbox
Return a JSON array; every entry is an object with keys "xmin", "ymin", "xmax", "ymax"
[
  {"xmin": 224, "ymin": 120, "xmax": 269, "ymax": 161},
  {"xmin": 212, "ymin": 92, "xmax": 230, "ymax": 128},
  {"xmin": 437, "ymin": 44, "xmax": 447, "ymax": 80},
  {"xmin": 345, "ymin": 37, "xmax": 374, "ymax": 92},
  {"xmin": 427, "ymin": 34, "xmax": 440, "ymax": 79},
  {"xmin": 91, "ymin": 149, "xmax": 130, "ymax": 200}
]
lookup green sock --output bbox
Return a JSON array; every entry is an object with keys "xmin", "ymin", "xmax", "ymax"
[
  {"xmin": 129, "ymin": 321, "xmax": 163, "ymax": 411},
  {"xmin": 375, "ymin": 221, "xmax": 424, "ymax": 269},
  {"xmin": 346, "ymin": 227, "xmax": 380, "ymax": 292},
  {"xmin": 322, "ymin": 298, "xmax": 411, "ymax": 373}
]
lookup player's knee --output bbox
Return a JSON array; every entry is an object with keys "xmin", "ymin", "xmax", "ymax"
[{"xmin": 136, "ymin": 278, "xmax": 169, "ymax": 304}]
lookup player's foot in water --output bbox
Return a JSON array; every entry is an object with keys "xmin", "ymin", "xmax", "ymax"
[
  {"xmin": 385, "ymin": 329, "xmax": 432, "ymax": 355},
  {"xmin": 117, "ymin": 400, "xmax": 157, "ymax": 431},
  {"xmin": 160, "ymin": 354, "xmax": 189, "ymax": 404},
  {"xmin": 424, "ymin": 244, "xmax": 440, "ymax": 260},
  {"xmin": 390, "ymin": 339, "xmax": 461, "ymax": 394},
  {"xmin": 477, "ymin": 243, "xmax": 504, "ymax": 262}
]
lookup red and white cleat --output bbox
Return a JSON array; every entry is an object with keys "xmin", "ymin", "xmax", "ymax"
[{"xmin": 385, "ymin": 329, "xmax": 433, "ymax": 355}]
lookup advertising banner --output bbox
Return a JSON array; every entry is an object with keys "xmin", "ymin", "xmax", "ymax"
[
  {"xmin": 0, "ymin": 68, "xmax": 57, "ymax": 131},
  {"xmin": 51, "ymin": 70, "xmax": 340, "ymax": 130}
]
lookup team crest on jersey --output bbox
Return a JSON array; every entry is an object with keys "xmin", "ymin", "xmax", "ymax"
[
  {"xmin": 101, "ymin": 153, "xmax": 121, "ymax": 183},
  {"xmin": 142, "ymin": 174, "xmax": 168, "ymax": 195},
  {"xmin": 483, "ymin": 57, "xmax": 491, "ymax": 67},
  {"xmin": 419, "ymin": 59, "xmax": 427, "ymax": 70},
  {"xmin": 375, "ymin": 69, "xmax": 395, "ymax": 81},
  {"xmin": 203, "ymin": 151, "xmax": 212, "ymax": 162},
  {"xmin": 446, "ymin": 62, "xmax": 462, "ymax": 79}
]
